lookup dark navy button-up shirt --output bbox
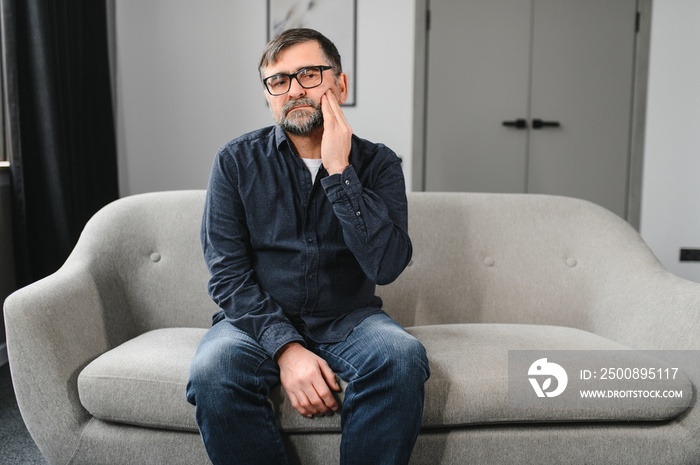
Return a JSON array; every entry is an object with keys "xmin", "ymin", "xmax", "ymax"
[{"xmin": 202, "ymin": 125, "xmax": 412, "ymax": 359}]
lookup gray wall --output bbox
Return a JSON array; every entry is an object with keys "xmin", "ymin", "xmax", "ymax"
[
  {"xmin": 114, "ymin": 0, "xmax": 418, "ymax": 195},
  {"xmin": 639, "ymin": 0, "xmax": 700, "ymax": 283}
]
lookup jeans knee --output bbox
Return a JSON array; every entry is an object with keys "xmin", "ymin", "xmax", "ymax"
[
  {"xmin": 187, "ymin": 335, "xmax": 250, "ymax": 400},
  {"xmin": 372, "ymin": 335, "xmax": 430, "ymax": 388},
  {"xmin": 186, "ymin": 351, "xmax": 223, "ymax": 405},
  {"xmin": 398, "ymin": 337, "xmax": 430, "ymax": 382},
  {"xmin": 187, "ymin": 330, "xmax": 280, "ymax": 410}
]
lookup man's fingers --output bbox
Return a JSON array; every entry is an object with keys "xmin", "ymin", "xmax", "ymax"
[
  {"xmin": 291, "ymin": 384, "xmax": 336, "ymax": 417},
  {"xmin": 316, "ymin": 360, "xmax": 340, "ymax": 412},
  {"xmin": 298, "ymin": 369, "xmax": 339, "ymax": 416},
  {"xmin": 321, "ymin": 362, "xmax": 341, "ymax": 392},
  {"xmin": 305, "ymin": 364, "xmax": 339, "ymax": 415},
  {"xmin": 312, "ymin": 379, "xmax": 339, "ymax": 413},
  {"xmin": 287, "ymin": 392, "xmax": 313, "ymax": 418},
  {"xmin": 321, "ymin": 93, "xmax": 336, "ymax": 127},
  {"xmin": 322, "ymin": 91, "xmax": 347, "ymax": 127},
  {"xmin": 285, "ymin": 375, "xmax": 339, "ymax": 416}
]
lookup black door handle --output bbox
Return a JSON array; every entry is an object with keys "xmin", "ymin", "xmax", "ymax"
[
  {"xmin": 502, "ymin": 119, "xmax": 528, "ymax": 129},
  {"xmin": 532, "ymin": 119, "xmax": 561, "ymax": 129}
]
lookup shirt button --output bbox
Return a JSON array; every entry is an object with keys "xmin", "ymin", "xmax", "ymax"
[
  {"xmin": 355, "ymin": 211, "xmax": 362, "ymax": 216},
  {"xmin": 345, "ymin": 180, "xmax": 350, "ymax": 185}
]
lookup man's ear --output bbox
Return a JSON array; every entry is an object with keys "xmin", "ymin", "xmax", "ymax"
[{"xmin": 337, "ymin": 73, "xmax": 349, "ymax": 105}]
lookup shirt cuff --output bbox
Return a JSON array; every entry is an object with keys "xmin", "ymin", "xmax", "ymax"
[
  {"xmin": 260, "ymin": 322, "xmax": 305, "ymax": 360},
  {"xmin": 321, "ymin": 165, "xmax": 362, "ymax": 203}
]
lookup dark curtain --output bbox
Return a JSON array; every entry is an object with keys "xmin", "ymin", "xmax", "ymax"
[{"xmin": 8, "ymin": 0, "xmax": 119, "ymax": 286}]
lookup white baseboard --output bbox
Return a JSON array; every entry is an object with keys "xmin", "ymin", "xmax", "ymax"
[{"xmin": 0, "ymin": 342, "xmax": 7, "ymax": 367}]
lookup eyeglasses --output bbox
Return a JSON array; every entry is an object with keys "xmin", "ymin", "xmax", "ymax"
[{"xmin": 262, "ymin": 65, "xmax": 334, "ymax": 96}]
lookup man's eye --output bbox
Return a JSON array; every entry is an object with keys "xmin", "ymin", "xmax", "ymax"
[
  {"xmin": 300, "ymin": 69, "xmax": 318, "ymax": 80},
  {"xmin": 269, "ymin": 76, "xmax": 288, "ymax": 88}
]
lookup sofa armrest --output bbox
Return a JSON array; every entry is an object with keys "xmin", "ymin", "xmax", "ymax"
[
  {"xmin": 591, "ymin": 266, "xmax": 700, "ymax": 351},
  {"xmin": 4, "ymin": 261, "xmax": 122, "ymax": 464}
]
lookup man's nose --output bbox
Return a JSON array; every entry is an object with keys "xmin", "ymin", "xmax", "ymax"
[{"xmin": 288, "ymin": 77, "xmax": 306, "ymax": 98}]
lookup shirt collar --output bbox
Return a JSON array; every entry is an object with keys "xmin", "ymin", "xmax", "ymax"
[{"xmin": 274, "ymin": 125, "xmax": 291, "ymax": 151}]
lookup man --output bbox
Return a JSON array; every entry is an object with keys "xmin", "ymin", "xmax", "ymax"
[{"xmin": 186, "ymin": 28, "xmax": 429, "ymax": 465}]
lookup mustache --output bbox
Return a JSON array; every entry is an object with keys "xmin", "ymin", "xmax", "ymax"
[{"xmin": 282, "ymin": 98, "xmax": 320, "ymax": 117}]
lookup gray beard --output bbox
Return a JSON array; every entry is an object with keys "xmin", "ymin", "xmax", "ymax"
[{"xmin": 277, "ymin": 98, "xmax": 324, "ymax": 136}]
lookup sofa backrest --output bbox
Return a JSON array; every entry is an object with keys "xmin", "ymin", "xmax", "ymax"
[
  {"xmin": 71, "ymin": 190, "xmax": 215, "ymax": 335},
  {"xmin": 71, "ymin": 190, "xmax": 663, "ymax": 336},
  {"xmin": 377, "ymin": 192, "xmax": 663, "ymax": 332}
]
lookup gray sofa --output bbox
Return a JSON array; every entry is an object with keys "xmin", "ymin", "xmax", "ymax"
[{"xmin": 5, "ymin": 190, "xmax": 700, "ymax": 464}]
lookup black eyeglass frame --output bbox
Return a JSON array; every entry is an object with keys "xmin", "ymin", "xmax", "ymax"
[{"xmin": 262, "ymin": 65, "xmax": 334, "ymax": 96}]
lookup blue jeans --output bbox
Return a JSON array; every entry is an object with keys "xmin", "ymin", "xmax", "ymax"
[{"xmin": 186, "ymin": 313, "xmax": 430, "ymax": 465}]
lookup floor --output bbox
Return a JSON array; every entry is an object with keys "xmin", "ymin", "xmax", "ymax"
[{"xmin": 0, "ymin": 363, "xmax": 47, "ymax": 464}]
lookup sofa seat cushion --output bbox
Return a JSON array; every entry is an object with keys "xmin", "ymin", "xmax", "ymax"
[
  {"xmin": 78, "ymin": 324, "xmax": 692, "ymax": 434},
  {"xmin": 78, "ymin": 328, "xmax": 205, "ymax": 431},
  {"xmin": 413, "ymin": 324, "xmax": 692, "ymax": 428}
]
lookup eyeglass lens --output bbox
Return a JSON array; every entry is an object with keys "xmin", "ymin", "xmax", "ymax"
[{"xmin": 266, "ymin": 67, "xmax": 325, "ymax": 95}]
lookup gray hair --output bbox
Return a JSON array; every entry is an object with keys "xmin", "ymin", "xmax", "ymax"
[{"xmin": 259, "ymin": 28, "xmax": 343, "ymax": 79}]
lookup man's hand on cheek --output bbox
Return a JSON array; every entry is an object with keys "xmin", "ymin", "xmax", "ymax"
[{"xmin": 320, "ymin": 90, "xmax": 351, "ymax": 175}]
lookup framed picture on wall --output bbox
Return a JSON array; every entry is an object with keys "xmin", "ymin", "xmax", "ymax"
[{"xmin": 267, "ymin": 0, "xmax": 357, "ymax": 106}]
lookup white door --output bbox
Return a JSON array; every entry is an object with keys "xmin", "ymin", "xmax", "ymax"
[{"xmin": 424, "ymin": 0, "xmax": 639, "ymax": 219}]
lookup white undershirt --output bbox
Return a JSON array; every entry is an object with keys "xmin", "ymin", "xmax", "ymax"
[{"xmin": 301, "ymin": 158, "xmax": 324, "ymax": 184}]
